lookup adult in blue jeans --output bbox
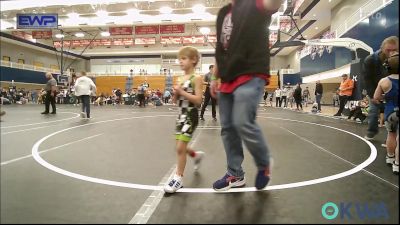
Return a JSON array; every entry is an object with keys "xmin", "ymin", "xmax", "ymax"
[
  {"xmin": 363, "ymin": 36, "xmax": 398, "ymax": 140},
  {"xmin": 210, "ymin": 0, "xmax": 282, "ymax": 191}
]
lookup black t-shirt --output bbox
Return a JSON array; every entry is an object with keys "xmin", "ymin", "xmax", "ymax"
[{"xmin": 363, "ymin": 51, "xmax": 387, "ymax": 97}]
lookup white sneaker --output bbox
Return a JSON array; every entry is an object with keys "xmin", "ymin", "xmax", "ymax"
[
  {"xmin": 393, "ymin": 163, "xmax": 399, "ymax": 174},
  {"xmin": 386, "ymin": 155, "xmax": 395, "ymax": 165},
  {"xmin": 164, "ymin": 175, "xmax": 183, "ymax": 193},
  {"xmin": 381, "ymin": 143, "xmax": 387, "ymax": 148},
  {"xmin": 193, "ymin": 151, "xmax": 205, "ymax": 171},
  {"xmin": 80, "ymin": 112, "xmax": 86, "ymax": 118}
]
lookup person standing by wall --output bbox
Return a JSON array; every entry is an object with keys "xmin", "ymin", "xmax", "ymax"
[
  {"xmin": 315, "ymin": 80, "xmax": 323, "ymax": 113},
  {"xmin": 210, "ymin": 0, "xmax": 282, "ymax": 191},
  {"xmin": 302, "ymin": 87, "xmax": 310, "ymax": 107},
  {"xmin": 293, "ymin": 83, "xmax": 303, "ymax": 111},
  {"xmin": 333, "ymin": 74, "xmax": 354, "ymax": 117},
  {"xmin": 200, "ymin": 65, "xmax": 217, "ymax": 121},
  {"xmin": 274, "ymin": 87, "xmax": 281, "ymax": 108},
  {"xmin": 363, "ymin": 36, "xmax": 398, "ymax": 140},
  {"xmin": 281, "ymin": 86, "xmax": 288, "ymax": 108},
  {"xmin": 41, "ymin": 72, "xmax": 57, "ymax": 115}
]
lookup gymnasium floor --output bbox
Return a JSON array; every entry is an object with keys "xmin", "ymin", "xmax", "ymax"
[{"xmin": 1, "ymin": 104, "xmax": 398, "ymax": 224}]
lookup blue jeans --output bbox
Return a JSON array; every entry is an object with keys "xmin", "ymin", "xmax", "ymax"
[
  {"xmin": 315, "ymin": 94, "xmax": 322, "ymax": 111},
  {"xmin": 218, "ymin": 77, "xmax": 271, "ymax": 178},
  {"xmin": 80, "ymin": 95, "xmax": 91, "ymax": 118},
  {"xmin": 367, "ymin": 97, "xmax": 380, "ymax": 137}
]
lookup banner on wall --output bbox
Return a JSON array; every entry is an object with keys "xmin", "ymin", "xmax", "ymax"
[
  {"xmin": 135, "ymin": 25, "xmax": 159, "ymax": 35},
  {"xmin": 279, "ymin": 16, "xmax": 292, "ymax": 33},
  {"xmin": 109, "ymin": 27, "xmax": 133, "ymax": 35},
  {"xmin": 134, "ymin": 37, "xmax": 156, "ymax": 45},
  {"xmin": 298, "ymin": 30, "xmax": 336, "ymax": 59},
  {"xmin": 11, "ymin": 31, "xmax": 34, "ymax": 41},
  {"xmin": 182, "ymin": 36, "xmax": 205, "ymax": 44},
  {"xmin": 53, "ymin": 38, "xmax": 135, "ymax": 48},
  {"xmin": 161, "ymin": 36, "xmax": 182, "ymax": 45},
  {"xmin": 160, "ymin": 24, "xmax": 185, "ymax": 34},
  {"xmin": 113, "ymin": 38, "xmax": 134, "ymax": 46},
  {"xmin": 32, "ymin": 30, "xmax": 52, "ymax": 39},
  {"xmin": 269, "ymin": 31, "xmax": 278, "ymax": 48}
]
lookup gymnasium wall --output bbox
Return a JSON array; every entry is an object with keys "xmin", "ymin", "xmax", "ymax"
[{"xmin": 1, "ymin": 41, "xmax": 89, "ymax": 72}]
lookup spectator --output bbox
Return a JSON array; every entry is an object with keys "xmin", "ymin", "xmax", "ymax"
[
  {"xmin": 293, "ymin": 83, "xmax": 303, "ymax": 111},
  {"xmin": 302, "ymin": 87, "xmax": 311, "ymax": 107},
  {"xmin": 163, "ymin": 89, "xmax": 172, "ymax": 104},
  {"xmin": 274, "ymin": 87, "xmax": 281, "ymax": 107},
  {"xmin": 347, "ymin": 97, "xmax": 368, "ymax": 123},
  {"xmin": 334, "ymin": 74, "xmax": 354, "ymax": 116},
  {"xmin": 315, "ymin": 80, "xmax": 323, "ymax": 112},
  {"xmin": 200, "ymin": 65, "xmax": 217, "ymax": 121}
]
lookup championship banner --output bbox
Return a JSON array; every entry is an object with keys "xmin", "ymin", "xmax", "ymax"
[
  {"xmin": 11, "ymin": 31, "xmax": 34, "ymax": 41},
  {"xmin": 269, "ymin": 31, "xmax": 278, "ymax": 48},
  {"xmin": 32, "ymin": 30, "xmax": 52, "ymax": 39},
  {"xmin": 54, "ymin": 38, "xmax": 134, "ymax": 48},
  {"xmin": 99, "ymin": 39, "xmax": 112, "ymax": 46},
  {"xmin": 182, "ymin": 36, "xmax": 205, "ymax": 44},
  {"xmin": 279, "ymin": 16, "xmax": 292, "ymax": 33},
  {"xmin": 160, "ymin": 24, "xmax": 185, "ymax": 34},
  {"xmin": 160, "ymin": 36, "xmax": 182, "ymax": 45},
  {"xmin": 109, "ymin": 27, "xmax": 133, "ymax": 35},
  {"xmin": 112, "ymin": 38, "xmax": 134, "ymax": 46},
  {"xmin": 135, "ymin": 25, "xmax": 159, "ymax": 35},
  {"xmin": 135, "ymin": 37, "xmax": 156, "ymax": 45}
]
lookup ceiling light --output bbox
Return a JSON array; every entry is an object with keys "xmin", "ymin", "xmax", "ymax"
[
  {"xmin": 192, "ymin": 4, "xmax": 206, "ymax": 14},
  {"xmin": 55, "ymin": 34, "xmax": 64, "ymax": 38},
  {"xmin": 315, "ymin": 27, "xmax": 319, "ymax": 29},
  {"xmin": 75, "ymin": 32, "xmax": 84, "ymax": 37},
  {"xmin": 159, "ymin": 6, "xmax": 173, "ymax": 14},
  {"xmin": 96, "ymin": 10, "xmax": 108, "ymax": 17},
  {"xmin": 199, "ymin": 27, "xmax": 210, "ymax": 35},
  {"xmin": 100, "ymin": 31, "xmax": 110, "ymax": 37}
]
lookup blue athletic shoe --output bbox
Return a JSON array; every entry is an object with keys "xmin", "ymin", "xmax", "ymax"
[
  {"xmin": 255, "ymin": 166, "xmax": 271, "ymax": 190},
  {"xmin": 213, "ymin": 173, "xmax": 246, "ymax": 191}
]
